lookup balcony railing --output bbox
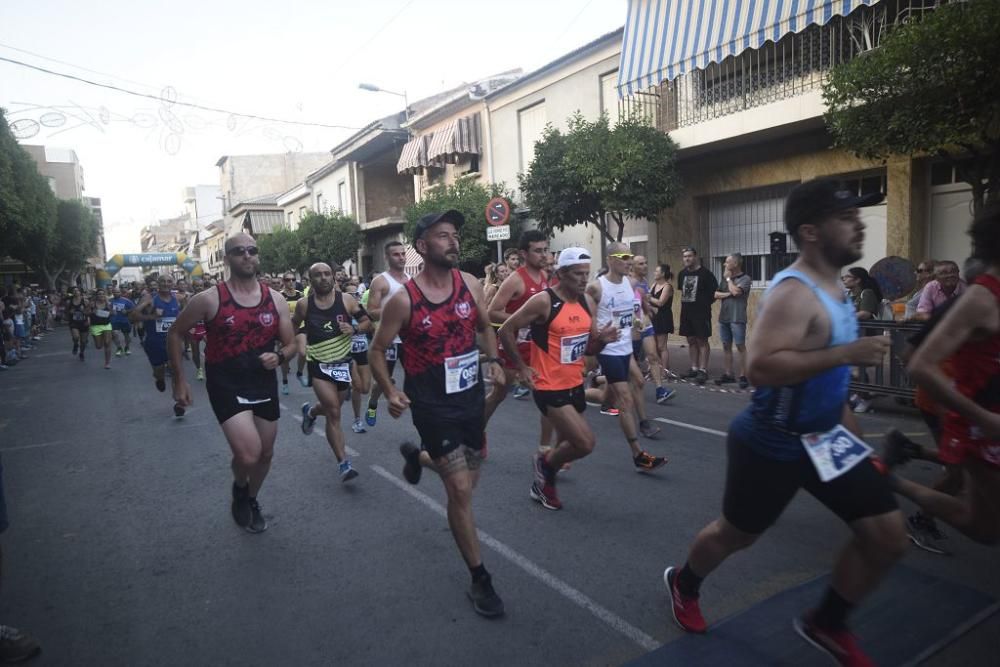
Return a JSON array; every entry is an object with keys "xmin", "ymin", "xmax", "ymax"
[{"xmin": 661, "ymin": 0, "xmax": 943, "ymax": 131}]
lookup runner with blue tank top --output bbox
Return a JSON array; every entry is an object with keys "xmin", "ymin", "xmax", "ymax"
[
  {"xmin": 662, "ymin": 179, "xmax": 905, "ymax": 666},
  {"xmin": 131, "ymin": 275, "xmax": 184, "ymax": 416}
]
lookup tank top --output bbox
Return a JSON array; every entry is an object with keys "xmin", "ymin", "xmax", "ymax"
[
  {"xmin": 732, "ymin": 268, "xmax": 858, "ymax": 460},
  {"xmin": 382, "ymin": 271, "xmax": 409, "ymax": 344},
  {"xmin": 144, "ymin": 293, "xmax": 180, "ymax": 340},
  {"xmin": 204, "ymin": 281, "xmax": 280, "ymax": 374},
  {"xmin": 400, "ymin": 270, "xmax": 483, "ymax": 417},
  {"xmin": 596, "ymin": 275, "xmax": 636, "ymax": 356},
  {"xmin": 942, "ymin": 274, "xmax": 1000, "ymax": 452},
  {"xmin": 89, "ymin": 299, "xmax": 112, "ymax": 326},
  {"xmin": 282, "ymin": 289, "xmax": 303, "ymax": 316},
  {"xmin": 530, "ymin": 288, "xmax": 591, "ymax": 391},
  {"xmin": 69, "ymin": 298, "xmax": 88, "ymax": 325},
  {"xmin": 651, "ymin": 283, "xmax": 674, "ymax": 330},
  {"xmin": 506, "ymin": 266, "xmax": 549, "ymax": 348},
  {"xmin": 304, "ymin": 291, "xmax": 352, "ymax": 363}
]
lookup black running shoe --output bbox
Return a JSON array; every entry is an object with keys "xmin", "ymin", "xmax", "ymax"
[
  {"xmin": 468, "ymin": 573, "xmax": 505, "ymax": 618},
  {"xmin": 882, "ymin": 429, "xmax": 923, "ymax": 469},
  {"xmin": 173, "ymin": 402, "xmax": 185, "ymax": 418},
  {"xmin": 246, "ymin": 498, "xmax": 267, "ymax": 533},
  {"xmin": 639, "ymin": 419, "xmax": 661, "ymax": 438},
  {"xmin": 155, "ymin": 377, "xmax": 166, "ymax": 392},
  {"xmin": 695, "ymin": 369, "xmax": 708, "ymax": 385},
  {"xmin": 231, "ymin": 482, "xmax": 251, "ymax": 528},
  {"xmin": 400, "ymin": 442, "xmax": 422, "ymax": 485}
]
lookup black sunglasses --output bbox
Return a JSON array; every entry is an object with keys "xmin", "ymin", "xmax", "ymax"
[{"xmin": 227, "ymin": 246, "xmax": 259, "ymax": 257}]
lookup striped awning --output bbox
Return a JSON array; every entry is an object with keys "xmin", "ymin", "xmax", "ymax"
[
  {"xmin": 403, "ymin": 244, "xmax": 423, "ymax": 276},
  {"xmin": 397, "ymin": 135, "xmax": 431, "ymax": 175},
  {"xmin": 427, "ymin": 113, "xmax": 482, "ymax": 165},
  {"xmin": 617, "ymin": 0, "xmax": 875, "ymax": 96}
]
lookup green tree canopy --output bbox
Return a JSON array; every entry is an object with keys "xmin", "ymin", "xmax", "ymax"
[
  {"xmin": 403, "ymin": 176, "xmax": 518, "ymax": 271},
  {"xmin": 13, "ymin": 199, "xmax": 97, "ymax": 289},
  {"xmin": 519, "ymin": 111, "xmax": 681, "ymax": 249},
  {"xmin": 296, "ymin": 211, "xmax": 363, "ymax": 270},
  {"xmin": 257, "ymin": 226, "xmax": 302, "ymax": 276},
  {"xmin": 823, "ymin": 0, "xmax": 1000, "ymax": 213}
]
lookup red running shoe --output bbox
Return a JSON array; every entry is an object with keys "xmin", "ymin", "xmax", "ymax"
[
  {"xmin": 793, "ymin": 612, "xmax": 875, "ymax": 667},
  {"xmin": 663, "ymin": 566, "xmax": 707, "ymax": 633},
  {"xmin": 529, "ymin": 481, "xmax": 562, "ymax": 510}
]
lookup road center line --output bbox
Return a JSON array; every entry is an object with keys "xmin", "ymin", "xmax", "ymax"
[
  {"xmin": 286, "ymin": 409, "xmax": 360, "ymax": 458},
  {"xmin": 653, "ymin": 417, "xmax": 727, "ymax": 438},
  {"xmin": 370, "ymin": 464, "xmax": 660, "ymax": 652}
]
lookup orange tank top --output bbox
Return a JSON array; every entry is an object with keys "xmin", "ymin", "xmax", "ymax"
[{"xmin": 530, "ymin": 288, "xmax": 591, "ymax": 391}]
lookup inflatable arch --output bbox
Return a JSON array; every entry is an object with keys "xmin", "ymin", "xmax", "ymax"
[{"xmin": 97, "ymin": 252, "xmax": 203, "ymax": 287}]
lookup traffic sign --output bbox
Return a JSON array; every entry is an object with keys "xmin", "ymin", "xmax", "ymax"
[
  {"xmin": 485, "ymin": 197, "xmax": 511, "ymax": 226},
  {"xmin": 486, "ymin": 224, "xmax": 511, "ymax": 241}
]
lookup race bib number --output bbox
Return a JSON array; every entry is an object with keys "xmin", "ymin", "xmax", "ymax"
[
  {"xmin": 319, "ymin": 362, "xmax": 351, "ymax": 383},
  {"xmin": 516, "ymin": 327, "xmax": 531, "ymax": 344},
  {"xmin": 72, "ymin": 311, "xmax": 85, "ymax": 321},
  {"xmin": 613, "ymin": 308, "xmax": 633, "ymax": 330},
  {"xmin": 95, "ymin": 309, "xmax": 110, "ymax": 318},
  {"xmin": 351, "ymin": 336, "xmax": 368, "ymax": 354},
  {"xmin": 560, "ymin": 333, "xmax": 590, "ymax": 364},
  {"xmin": 155, "ymin": 317, "xmax": 176, "ymax": 334},
  {"xmin": 113, "ymin": 303, "xmax": 125, "ymax": 313},
  {"xmin": 801, "ymin": 425, "xmax": 873, "ymax": 482},
  {"xmin": 444, "ymin": 349, "xmax": 479, "ymax": 394},
  {"xmin": 385, "ymin": 345, "xmax": 398, "ymax": 362}
]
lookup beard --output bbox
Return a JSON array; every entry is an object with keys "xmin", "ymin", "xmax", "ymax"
[{"xmin": 425, "ymin": 248, "xmax": 459, "ymax": 269}]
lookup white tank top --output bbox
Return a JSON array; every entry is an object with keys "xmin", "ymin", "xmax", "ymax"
[
  {"xmin": 596, "ymin": 275, "xmax": 636, "ymax": 357},
  {"xmin": 382, "ymin": 271, "xmax": 409, "ymax": 344}
]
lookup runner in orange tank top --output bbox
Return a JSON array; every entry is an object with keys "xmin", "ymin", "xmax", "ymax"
[{"xmin": 499, "ymin": 247, "xmax": 618, "ymax": 511}]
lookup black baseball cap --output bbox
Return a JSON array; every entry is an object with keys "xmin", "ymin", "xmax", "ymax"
[
  {"xmin": 784, "ymin": 179, "xmax": 884, "ymax": 237},
  {"xmin": 413, "ymin": 209, "xmax": 465, "ymax": 240}
]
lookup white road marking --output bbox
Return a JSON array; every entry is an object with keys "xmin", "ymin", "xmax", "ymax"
[
  {"xmin": 653, "ymin": 417, "xmax": 727, "ymax": 438},
  {"xmin": 2, "ymin": 440, "xmax": 66, "ymax": 452},
  {"xmin": 371, "ymin": 464, "xmax": 660, "ymax": 652},
  {"xmin": 288, "ymin": 411, "xmax": 360, "ymax": 458}
]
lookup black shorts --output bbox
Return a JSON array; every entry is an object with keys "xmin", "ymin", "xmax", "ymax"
[
  {"xmin": 206, "ymin": 372, "xmax": 280, "ymax": 425},
  {"xmin": 307, "ymin": 360, "xmax": 351, "ymax": 391},
  {"xmin": 352, "ymin": 350, "xmax": 368, "ymax": 366},
  {"xmin": 722, "ymin": 433, "xmax": 898, "ymax": 534},
  {"xmin": 678, "ymin": 310, "xmax": 711, "ymax": 339},
  {"xmin": 532, "ymin": 385, "xmax": 586, "ymax": 416},
  {"xmin": 412, "ymin": 409, "xmax": 485, "ymax": 460},
  {"xmin": 597, "ymin": 353, "xmax": 631, "ymax": 384},
  {"xmin": 112, "ymin": 321, "xmax": 131, "ymax": 334},
  {"xmin": 385, "ymin": 342, "xmax": 402, "ymax": 375}
]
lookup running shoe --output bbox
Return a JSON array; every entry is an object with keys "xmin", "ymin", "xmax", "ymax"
[
  {"xmin": 173, "ymin": 402, "xmax": 185, "ymax": 418},
  {"xmin": 852, "ymin": 398, "xmax": 872, "ymax": 414},
  {"xmin": 0, "ymin": 625, "xmax": 41, "ymax": 663},
  {"xmin": 695, "ymin": 369, "xmax": 708, "ymax": 385},
  {"xmin": 365, "ymin": 406, "xmax": 377, "ymax": 427},
  {"xmin": 115, "ymin": 349, "xmax": 123, "ymax": 357},
  {"xmin": 599, "ymin": 407, "xmax": 620, "ymax": 416},
  {"xmin": 664, "ymin": 566, "xmax": 707, "ymax": 633},
  {"xmin": 907, "ymin": 513, "xmax": 950, "ymax": 555},
  {"xmin": 246, "ymin": 498, "xmax": 268, "ymax": 533},
  {"xmin": 467, "ymin": 573, "xmax": 505, "ymax": 618},
  {"xmin": 155, "ymin": 377, "xmax": 166, "ymax": 392},
  {"xmin": 400, "ymin": 442, "xmax": 422, "ymax": 484},
  {"xmin": 738, "ymin": 376, "xmax": 749, "ymax": 390},
  {"xmin": 634, "ymin": 451, "xmax": 667, "ymax": 472},
  {"xmin": 197, "ymin": 368, "xmax": 205, "ymax": 382},
  {"xmin": 529, "ymin": 481, "xmax": 562, "ymax": 510},
  {"xmin": 301, "ymin": 403, "xmax": 316, "ymax": 435},
  {"xmin": 339, "ymin": 460, "xmax": 359, "ymax": 482},
  {"xmin": 511, "ymin": 385, "xmax": 530, "ymax": 400},
  {"xmin": 297, "ymin": 372, "xmax": 308, "ymax": 388},
  {"xmin": 352, "ymin": 418, "xmax": 367, "ymax": 434},
  {"xmin": 72, "ymin": 342, "xmax": 78, "ymax": 354},
  {"xmin": 881, "ymin": 429, "xmax": 924, "ymax": 469},
  {"xmin": 639, "ymin": 420, "xmax": 661, "ymax": 438},
  {"xmin": 655, "ymin": 386, "xmax": 676, "ymax": 404},
  {"xmin": 231, "ymin": 482, "xmax": 251, "ymax": 528},
  {"xmin": 793, "ymin": 612, "xmax": 875, "ymax": 667},
  {"xmin": 532, "ymin": 452, "xmax": 550, "ymax": 487},
  {"xmin": 681, "ymin": 369, "xmax": 699, "ymax": 380},
  {"xmin": 104, "ymin": 363, "xmax": 111, "ymax": 370},
  {"xmin": 714, "ymin": 373, "xmax": 736, "ymax": 385},
  {"xmin": 281, "ymin": 381, "xmax": 289, "ymax": 395},
  {"xmin": 125, "ymin": 348, "xmax": 131, "ymax": 356}
]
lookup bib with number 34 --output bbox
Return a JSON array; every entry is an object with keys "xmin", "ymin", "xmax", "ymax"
[{"xmin": 801, "ymin": 424, "xmax": 873, "ymax": 482}]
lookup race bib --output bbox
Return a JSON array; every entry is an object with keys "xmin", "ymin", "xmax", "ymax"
[
  {"xmin": 385, "ymin": 345, "xmax": 398, "ymax": 362},
  {"xmin": 801, "ymin": 425, "xmax": 873, "ymax": 482},
  {"xmin": 516, "ymin": 327, "xmax": 531, "ymax": 344},
  {"xmin": 613, "ymin": 308, "xmax": 633, "ymax": 330},
  {"xmin": 113, "ymin": 303, "xmax": 126, "ymax": 313},
  {"xmin": 155, "ymin": 317, "xmax": 176, "ymax": 334},
  {"xmin": 444, "ymin": 349, "xmax": 479, "ymax": 394},
  {"xmin": 95, "ymin": 309, "xmax": 110, "ymax": 318},
  {"xmin": 319, "ymin": 362, "xmax": 351, "ymax": 383},
  {"xmin": 560, "ymin": 333, "xmax": 590, "ymax": 364},
  {"xmin": 72, "ymin": 311, "xmax": 85, "ymax": 321},
  {"xmin": 351, "ymin": 335, "xmax": 368, "ymax": 354}
]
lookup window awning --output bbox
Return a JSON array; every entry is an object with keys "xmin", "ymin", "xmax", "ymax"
[
  {"xmin": 396, "ymin": 135, "xmax": 431, "ymax": 175},
  {"xmin": 617, "ymin": 0, "xmax": 874, "ymax": 96},
  {"xmin": 403, "ymin": 245, "xmax": 423, "ymax": 276},
  {"xmin": 427, "ymin": 114, "xmax": 482, "ymax": 165}
]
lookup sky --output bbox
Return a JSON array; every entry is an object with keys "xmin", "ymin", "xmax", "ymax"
[{"xmin": 0, "ymin": 0, "xmax": 627, "ymax": 255}]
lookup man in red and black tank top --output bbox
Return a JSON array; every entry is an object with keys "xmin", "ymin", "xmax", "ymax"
[
  {"xmin": 371, "ymin": 210, "xmax": 507, "ymax": 619},
  {"xmin": 168, "ymin": 233, "xmax": 297, "ymax": 535},
  {"xmin": 895, "ymin": 207, "xmax": 1000, "ymax": 546}
]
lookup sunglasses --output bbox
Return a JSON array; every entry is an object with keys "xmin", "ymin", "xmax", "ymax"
[
  {"xmin": 227, "ymin": 246, "xmax": 259, "ymax": 257},
  {"xmin": 609, "ymin": 253, "xmax": 634, "ymax": 260}
]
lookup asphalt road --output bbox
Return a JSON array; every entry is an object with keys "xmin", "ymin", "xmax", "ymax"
[{"xmin": 0, "ymin": 330, "xmax": 997, "ymax": 666}]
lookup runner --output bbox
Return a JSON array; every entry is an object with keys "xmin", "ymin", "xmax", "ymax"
[
  {"xmin": 498, "ymin": 248, "xmax": 618, "ymax": 510},
  {"xmin": 66, "ymin": 287, "xmax": 89, "ymax": 360},
  {"xmin": 344, "ymin": 281, "xmax": 373, "ymax": 435},
  {"xmin": 186, "ymin": 278, "xmax": 208, "ymax": 381},
  {"xmin": 87, "ymin": 289, "xmax": 114, "ymax": 370},
  {"xmin": 662, "ymin": 179, "xmax": 904, "ymax": 665},
  {"xmin": 109, "ymin": 286, "xmax": 135, "ymax": 357},
  {"xmin": 886, "ymin": 205, "xmax": 1000, "ymax": 546},
  {"xmin": 168, "ymin": 233, "xmax": 297, "ymax": 533},
  {"xmin": 131, "ymin": 276, "xmax": 183, "ymax": 414},
  {"xmin": 294, "ymin": 262, "xmax": 371, "ymax": 482},
  {"xmin": 278, "ymin": 273, "xmax": 303, "ymax": 395},
  {"xmin": 586, "ymin": 243, "xmax": 666, "ymax": 470},
  {"xmin": 370, "ymin": 210, "xmax": 506, "ymax": 618},
  {"xmin": 364, "ymin": 241, "xmax": 410, "ymax": 428}
]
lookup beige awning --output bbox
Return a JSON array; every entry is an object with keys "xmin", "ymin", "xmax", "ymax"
[
  {"xmin": 396, "ymin": 135, "xmax": 431, "ymax": 175},
  {"xmin": 403, "ymin": 244, "xmax": 423, "ymax": 276},
  {"xmin": 427, "ymin": 113, "xmax": 481, "ymax": 166}
]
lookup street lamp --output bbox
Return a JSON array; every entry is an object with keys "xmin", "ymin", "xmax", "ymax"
[{"xmin": 358, "ymin": 82, "xmax": 409, "ymax": 121}]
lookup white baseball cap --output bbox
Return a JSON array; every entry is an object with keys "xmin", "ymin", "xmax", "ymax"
[{"xmin": 557, "ymin": 247, "xmax": 593, "ymax": 269}]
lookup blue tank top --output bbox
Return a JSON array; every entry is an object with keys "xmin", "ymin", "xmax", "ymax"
[
  {"xmin": 144, "ymin": 293, "xmax": 180, "ymax": 340},
  {"xmin": 731, "ymin": 268, "xmax": 858, "ymax": 460}
]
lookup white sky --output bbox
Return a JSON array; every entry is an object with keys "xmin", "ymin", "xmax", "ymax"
[{"xmin": 1, "ymin": 0, "xmax": 626, "ymax": 255}]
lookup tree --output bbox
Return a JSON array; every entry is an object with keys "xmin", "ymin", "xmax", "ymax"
[
  {"xmin": 257, "ymin": 226, "xmax": 302, "ymax": 275},
  {"xmin": 403, "ymin": 176, "xmax": 518, "ymax": 271},
  {"xmin": 519, "ymin": 111, "xmax": 681, "ymax": 250},
  {"xmin": 823, "ymin": 0, "xmax": 1000, "ymax": 215},
  {"xmin": 296, "ymin": 211, "xmax": 363, "ymax": 270}
]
